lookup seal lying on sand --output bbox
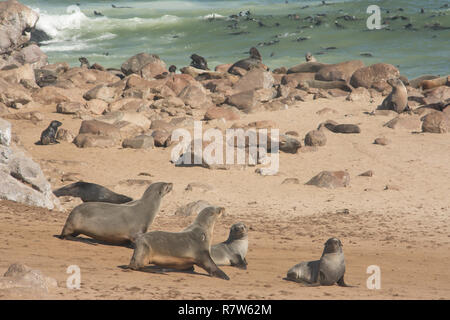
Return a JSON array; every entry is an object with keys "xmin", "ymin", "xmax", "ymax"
[
  {"xmin": 59, "ymin": 182, "xmax": 173, "ymax": 244},
  {"xmin": 40, "ymin": 120, "xmax": 62, "ymax": 145},
  {"xmin": 211, "ymin": 222, "xmax": 248, "ymax": 269},
  {"xmin": 228, "ymin": 47, "xmax": 264, "ymax": 74},
  {"xmin": 128, "ymin": 206, "xmax": 230, "ymax": 280},
  {"xmin": 286, "ymin": 237, "xmax": 353, "ymax": 287},
  {"xmin": 53, "ymin": 181, "xmax": 133, "ymax": 204}
]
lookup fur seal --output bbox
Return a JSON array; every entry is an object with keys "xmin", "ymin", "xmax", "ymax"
[
  {"xmin": 40, "ymin": 120, "xmax": 62, "ymax": 145},
  {"xmin": 190, "ymin": 54, "xmax": 209, "ymax": 70},
  {"xmin": 59, "ymin": 182, "xmax": 173, "ymax": 244},
  {"xmin": 128, "ymin": 206, "xmax": 230, "ymax": 280},
  {"xmin": 286, "ymin": 237, "xmax": 353, "ymax": 287},
  {"xmin": 79, "ymin": 57, "xmax": 90, "ymax": 68},
  {"xmin": 53, "ymin": 181, "xmax": 133, "ymax": 204},
  {"xmin": 305, "ymin": 52, "xmax": 317, "ymax": 62},
  {"xmin": 228, "ymin": 47, "xmax": 264, "ymax": 74},
  {"xmin": 211, "ymin": 222, "xmax": 248, "ymax": 269},
  {"xmin": 379, "ymin": 78, "xmax": 409, "ymax": 113},
  {"xmin": 168, "ymin": 65, "xmax": 177, "ymax": 73}
]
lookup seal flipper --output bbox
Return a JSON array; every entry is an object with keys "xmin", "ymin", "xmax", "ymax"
[
  {"xmin": 230, "ymin": 254, "xmax": 247, "ymax": 270},
  {"xmin": 196, "ymin": 251, "xmax": 230, "ymax": 280},
  {"xmin": 337, "ymin": 275, "xmax": 355, "ymax": 287}
]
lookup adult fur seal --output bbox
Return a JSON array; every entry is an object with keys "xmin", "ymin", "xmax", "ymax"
[
  {"xmin": 305, "ymin": 52, "xmax": 317, "ymax": 62},
  {"xmin": 379, "ymin": 78, "xmax": 409, "ymax": 113},
  {"xmin": 228, "ymin": 47, "xmax": 264, "ymax": 74},
  {"xmin": 211, "ymin": 222, "xmax": 248, "ymax": 269},
  {"xmin": 59, "ymin": 182, "xmax": 173, "ymax": 244},
  {"xmin": 190, "ymin": 54, "xmax": 209, "ymax": 70},
  {"xmin": 286, "ymin": 237, "xmax": 353, "ymax": 287},
  {"xmin": 40, "ymin": 120, "xmax": 62, "ymax": 145},
  {"xmin": 128, "ymin": 206, "xmax": 230, "ymax": 280},
  {"xmin": 53, "ymin": 181, "xmax": 133, "ymax": 204}
]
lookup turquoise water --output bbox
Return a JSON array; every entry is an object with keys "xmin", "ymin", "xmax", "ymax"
[{"xmin": 22, "ymin": 0, "xmax": 450, "ymax": 78}]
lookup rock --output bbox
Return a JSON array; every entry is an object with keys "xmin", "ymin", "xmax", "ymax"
[
  {"xmin": 150, "ymin": 119, "xmax": 174, "ymax": 131},
  {"xmin": 73, "ymin": 134, "xmax": 117, "ymax": 148},
  {"xmin": 232, "ymin": 68, "xmax": 274, "ymax": 93},
  {"xmin": 3, "ymin": 111, "xmax": 43, "ymax": 124},
  {"xmin": 0, "ymin": 118, "xmax": 12, "ymax": 146},
  {"xmin": 32, "ymin": 86, "xmax": 84, "ymax": 105},
  {"xmin": 174, "ymin": 200, "xmax": 211, "ymax": 217},
  {"xmin": 350, "ymin": 63, "xmax": 400, "ymax": 88},
  {"xmin": 346, "ymin": 87, "xmax": 371, "ymax": 102},
  {"xmin": 423, "ymin": 86, "xmax": 450, "ymax": 105},
  {"xmin": 421, "ymin": 111, "xmax": 450, "ymax": 133},
  {"xmin": 121, "ymin": 53, "xmax": 165, "ymax": 76},
  {"xmin": 315, "ymin": 60, "xmax": 365, "ymax": 82},
  {"xmin": 113, "ymin": 121, "xmax": 145, "ymax": 139},
  {"xmin": 78, "ymin": 120, "xmax": 122, "ymax": 142},
  {"xmin": 0, "ymin": 263, "xmax": 58, "ymax": 296},
  {"xmin": 384, "ymin": 184, "xmax": 400, "ymax": 191},
  {"xmin": 151, "ymin": 130, "xmax": 171, "ymax": 147},
  {"xmin": 384, "ymin": 114, "xmax": 422, "ymax": 130},
  {"xmin": 304, "ymin": 130, "xmax": 327, "ymax": 146},
  {"xmin": 11, "ymin": 44, "xmax": 48, "ymax": 69},
  {"xmin": 0, "ymin": 1, "xmax": 39, "ymax": 54},
  {"xmin": 55, "ymin": 128, "xmax": 74, "ymax": 142},
  {"xmin": 0, "ymin": 84, "xmax": 33, "ymax": 107},
  {"xmin": 0, "ymin": 63, "xmax": 35, "ymax": 85},
  {"xmin": 359, "ymin": 170, "xmax": 374, "ymax": 177},
  {"xmin": 374, "ymin": 137, "xmax": 390, "ymax": 145},
  {"xmin": 227, "ymin": 90, "xmax": 259, "ymax": 113},
  {"xmin": 279, "ymin": 134, "xmax": 301, "ymax": 154},
  {"xmin": 306, "ymin": 171, "xmax": 350, "ymax": 188},
  {"xmin": 140, "ymin": 59, "xmax": 168, "ymax": 80},
  {"xmin": 215, "ymin": 64, "xmax": 233, "ymax": 73},
  {"xmin": 86, "ymin": 99, "xmax": 107, "ymax": 115},
  {"xmin": 178, "ymin": 83, "xmax": 211, "ymax": 109},
  {"xmin": 83, "ymin": 84, "xmax": 118, "ymax": 103},
  {"xmin": 204, "ymin": 106, "xmax": 240, "ymax": 121},
  {"xmin": 122, "ymin": 134, "xmax": 154, "ymax": 149},
  {"xmin": 56, "ymin": 102, "xmax": 85, "ymax": 114},
  {"xmin": 282, "ymin": 178, "xmax": 300, "ymax": 184},
  {"xmin": 166, "ymin": 74, "xmax": 197, "ymax": 95}
]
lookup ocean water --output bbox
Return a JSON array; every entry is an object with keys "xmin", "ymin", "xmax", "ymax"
[{"xmin": 21, "ymin": 0, "xmax": 450, "ymax": 78}]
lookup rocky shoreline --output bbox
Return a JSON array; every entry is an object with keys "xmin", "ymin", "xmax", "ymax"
[{"xmin": 1, "ymin": 1, "xmax": 449, "ymax": 207}]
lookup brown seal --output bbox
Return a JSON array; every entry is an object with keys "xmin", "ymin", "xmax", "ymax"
[
  {"xmin": 379, "ymin": 78, "xmax": 409, "ymax": 113},
  {"xmin": 128, "ymin": 206, "xmax": 230, "ymax": 280},
  {"xmin": 211, "ymin": 222, "xmax": 248, "ymax": 269},
  {"xmin": 286, "ymin": 237, "xmax": 353, "ymax": 287},
  {"xmin": 53, "ymin": 181, "xmax": 133, "ymax": 204},
  {"xmin": 59, "ymin": 182, "xmax": 173, "ymax": 244}
]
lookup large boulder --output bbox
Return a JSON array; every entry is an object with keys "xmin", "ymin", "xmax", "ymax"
[
  {"xmin": 421, "ymin": 111, "xmax": 450, "ymax": 133},
  {"xmin": 350, "ymin": 63, "xmax": 400, "ymax": 88},
  {"xmin": 78, "ymin": 119, "xmax": 122, "ymax": 143},
  {"xmin": 232, "ymin": 68, "xmax": 274, "ymax": 93},
  {"xmin": 315, "ymin": 60, "xmax": 365, "ymax": 82},
  {"xmin": 204, "ymin": 106, "xmax": 240, "ymax": 121},
  {"xmin": 0, "ymin": 0, "xmax": 39, "ymax": 54},
  {"xmin": 121, "ymin": 53, "xmax": 166, "ymax": 77},
  {"xmin": 8, "ymin": 43, "xmax": 48, "ymax": 68},
  {"xmin": 178, "ymin": 83, "xmax": 211, "ymax": 109}
]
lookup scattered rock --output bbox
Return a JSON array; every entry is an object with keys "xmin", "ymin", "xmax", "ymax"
[
  {"xmin": 122, "ymin": 135, "xmax": 154, "ymax": 149},
  {"xmin": 359, "ymin": 170, "xmax": 374, "ymax": 177},
  {"xmin": 374, "ymin": 137, "xmax": 390, "ymax": 145},
  {"xmin": 282, "ymin": 178, "xmax": 300, "ymax": 184},
  {"xmin": 306, "ymin": 171, "xmax": 350, "ymax": 188},
  {"xmin": 304, "ymin": 130, "xmax": 327, "ymax": 146},
  {"xmin": 421, "ymin": 111, "xmax": 450, "ymax": 133}
]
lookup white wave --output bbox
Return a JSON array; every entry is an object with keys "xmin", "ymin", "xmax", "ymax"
[
  {"xmin": 41, "ymin": 42, "xmax": 91, "ymax": 52},
  {"xmin": 200, "ymin": 13, "xmax": 226, "ymax": 20}
]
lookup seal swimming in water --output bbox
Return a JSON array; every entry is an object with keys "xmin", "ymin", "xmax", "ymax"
[
  {"xmin": 190, "ymin": 54, "xmax": 209, "ymax": 70},
  {"xmin": 59, "ymin": 182, "xmax": 173, "ymax": 245},
  {"xmin": 285, "ymin": 237, "xmax": 353, "ymax": 287},
  {"xmin": 128, "ymin": 206, "xmax": 230, "ymax": 280},
  {"xmin": 228, "ymin": 47, "xmax": 264, "ymax": 74},
  {"xmin": 211, "ymin": 222, "xmax": 248, "ymax": 269},
  {"xmin": 40, "ymin": 120, "xmax": 62, "ymax": 145},
  {"xmin": 53, "ymin": 181, "xmax": 133, "ymax": 204}
]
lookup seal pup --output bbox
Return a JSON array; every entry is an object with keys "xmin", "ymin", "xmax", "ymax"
[
  {"xmin": 211, "ymin": 222, "xmax": 248, "ymax": 269},
  {"xmin": 168, "ymin": 65, "xmax": 177, "ymax": 73},
  {"xmin": 379, "ymin": 78, "xmax": 409, "ymax": 113},
  {"xmin": 59, "ymin": 182, "xmax": 173, "ymax": 245},
  {"xmin": 228, "ymin": 47, "xmax": 264, "ymax": 74},
  {"xmin": 128, "ymin": 206, "xmax": 230, "ymax": 280},
  {"xmin": 286, "ymin": 237, "xmax": 353, "ymax": 287},
  {"xmin": 190, "ymin": 54, "xmax": 209, "ymax": 70},
  {"xmin": 53, "ymin": 181, "xmax": 133, "ymax": 204},
  {"xmin": 40, "ymin": 120, "xmax": 62, "ymax": 145},
  {"xmin": 305, "ymin": 52, "xmax": 317, "ymax": 62}
]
